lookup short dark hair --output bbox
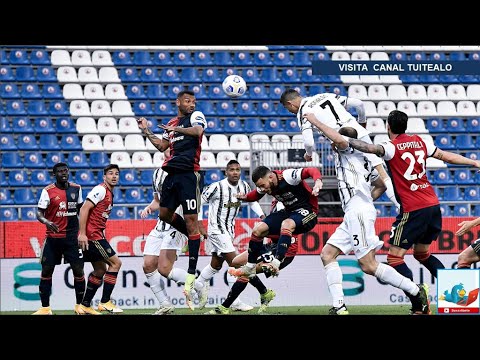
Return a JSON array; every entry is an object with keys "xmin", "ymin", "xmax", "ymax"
[
  {"xmin": 226, "ymin": 159, "xmax": 240, "ymax": 170},
  {"xmin": 280, "ymin": 88, "xmax": 300, "ymax": 106},
  {"xmin": 252, "ymin": 166, "xmax": 271, "ymax": 183},
  {"xmin": 103, "ymin": 164, "xmax": 120, "ymax": 175},
  {"xmin": 387, "ymin": 110, "xmax": 408, "ymax": 135},
  {"xmin": 53, "ymin": 162, "xmax": 68, "ymax": 173},
  {"xmin": 339, "ymin": 126, "xmax": 358, "ymax": 139},
  {"xmin": 177, "ymin": 90, "xmax": 195, "ymax": 99}
]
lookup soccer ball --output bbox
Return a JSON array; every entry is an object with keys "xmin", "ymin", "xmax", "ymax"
[{"xmin": 222, "ymin": 74, "xmax": 247, "ymax": 98}]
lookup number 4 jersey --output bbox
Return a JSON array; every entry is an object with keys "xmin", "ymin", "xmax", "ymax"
[{"xmin": 380, "ymin": 133, "xmax": 439, "ymax": 212}]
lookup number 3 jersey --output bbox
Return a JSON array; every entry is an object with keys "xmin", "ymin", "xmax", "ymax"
[{"xmin": 380, "ymin": 133, "xmax": 439, "ymax": 212}]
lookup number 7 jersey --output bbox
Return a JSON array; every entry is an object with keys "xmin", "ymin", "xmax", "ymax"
[{"xmin": 380, "ymin": 133, "xmax": 439, "ymax": 212}]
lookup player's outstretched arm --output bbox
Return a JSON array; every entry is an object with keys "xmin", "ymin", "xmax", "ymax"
[
  {"xmin": 302, "ymin": 113, "xmax": 348, "ymax": 150},
  {"xmin": 433, "ymin": 148, "xmax": 480, "ymax": 168},
  {"xmin": 348, "ymin": 138, "xmax": 385, "ymax": 157}
]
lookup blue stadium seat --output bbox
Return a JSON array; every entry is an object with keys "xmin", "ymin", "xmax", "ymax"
[
  {"xmin": 273, "ymin": 51, "xmax": 291, "ymax": 66},
  {"xmin": 153, "ymin": 51, "xmax": 173, "ymax": 66},
  {"xmin": 173, "ymin": 51, "xmax": 193, "ymax": 66},
  {"xmin": 1, "ymin": 152, "xmax": 21, "ymax": 168},
  {"xmin": 21, "ymin": 83, "xmax": 41, "ymax": 99},
  {"xmin": 89, "ymin": 152, "xmax": 110, "ymax": 168},
  {"xmin": 112, "ymin": 188, "xmax": 125, "ymax": 203},
  {"xmin": 193, "ymin": 51, "xmax": 213, "ymax": 65},
  {"xmin": 454, "ymin": 169, "xmax": 474, "ymax": 184},
  {"xmin": 204, "ymin": 169, "xmax": 223, "ymax": 185},
  {"xmin": 464, "ymin": 186, "xmax": 479, "ymax": 201},
  {"xmin": 449, "ymin": 52, "xmax": 466, "ymax": 61},
  {"xmin": 21, "ymin": 207, "xmax": 37, "ymax": 221},
  {"xmin": 13, "ymin": 188, "xmax": 36, "ymax": 205},
  {"xmin": 242, "ymin": 68, "xmax": 261, "ymax": 83},
  {"xmin": 24, "ymin": 152, "xmax": 46, "ymax": 168},
  {"xmin": 109, "ymin": 206, "xmax": 131, "ymax": 219},
  {"xmin": 1, "ymin": 83, "xmax": 20, "ymax": 98},
  {"xmin": 140, "ymin": 67, "xmax": 160, "ymax": 82},
  {"xmin": 465, "ymin": 151, "xmax": 480, "ymax": 162},
  {"xmin": 36, "ymin": 66, "xmax": 56, "ymax": 82},
  {"xmin": 438, "ymin": 75, "xmax": 459, "ymax": 83},
  {"xmin": 38, "ymin": 134, "xmax": 60, "ymax": 151},
  {"xmin": 261, "ymin": 68, "xmax": 280, "ymax": 82},
  {"xmin": 30, "ymin": 170, "xmax": 50, "ymax": 186},
  {"xmin": 425, "ymin": 118, "xmax": 445, "ymax": 133},
  {"xmin": 56, "ymin": 117, "xmax": 76, "ymax": 133},
  {"xmin": 399, "ymin": 75, "xmax": 420, "ymax": 83},
  {"xmin": 8, "ymin": 170, "xmax": 29, "ymax": 186},
  {"xmin": 17, "ymin": 134, "xmax": 38, "ymax": 150},
  {"xmin": 6, "ymin": 100, "xmax": 27, "ymax": 115},
  {"xmin": 112, "ymin": 51, "xmax": 133, "ymax": 65},
  {"xmin": 280, "ymin": 68, "xmax": 300, "ymax": 83},
  {"xmin": 233, "ymin": 52, "xmax": 252, "ymax": 66},
  {"xmin": 330, "ymin": 85, "xmax": 347, "ymax": 96},
  {"xmin": 74, "ymin": 169, "xmax": 97, "ymax": 186},
  {"xmin": 146, "ymin": 84, "xmax": 167, "ymax": 99},
  {"xmin": 145, "ymin": 190, "xmax": 154, "ymax": 203},
  {"xmin": 67, "ymin": 152, "xmax": 89, "ymax": 168},
  {"xmin": 285, "ymin": 118, "xmax": 300, "ymax": 132},
  {"xmin": 202, "ymin": 68, "xmax": 222, "ymax": 82},
  {"xmin": 180, "ymin": 68, "xmax": 201, "ymax": 82},
  {"xmin": 474, "ymin": 206, "xmax": 480, "ymax": 217},
  {"xmin": 0, "ymin": 49, "xmax": 6, "ymax": 64},
  {"xmin": 428, "ymin": 52, "xmax": 447, "ymax": 61},
  {"xmin": 442, "ymin": 186, "xmax": 461, "ymax": 201},
  {"xmin": 213, "ymin": 51, "xmax": 231, "ymax": 66},
  {"xmin": 133, "ymin": 101, "xmax": 154, "ymax": 116},
  {"xmin": 444, "ymin": 118, "xmax": 465, "ymax": 132},
  {"xmin": 244, "ymin": 118, "xmax": 263, "ymax": 133},
  {"xmin": 293, "ymin": 51, "xmax": 311, "ymax": 66},
  {"xmin": 205, "ymin": 118, "xmax": 224, "ymax": 134},
  {"xmin": 455, "ymin": 134, "xmax": 475, "ymax": 150},
  {"xmin": 166, "ymin": 84, "xmax": 183, "ymax": 98},
  {"xmin": 432, "ymin": 169, "xmax": 451, "ymax": 185},
  {"xmin": 269, "ymin": 84, "xmax": 286, "ymax": 100},
  {"xmin": 119, "ymin": 169, "xmax": 140, "ymax": 186},
  {"xmin": 45, "ymin": 152, "xmax": 64, "ymax": 168},
  {"xmin": 0, "ymin": 207, "xmax": 18, "ymax": 221},
  {"xmin": 133, "ymin": 51, "xmax": 153, "ymax": 65},
  {"xmin": 216, "ymin": 101, "xmax": 236, "ymax": 116},
  {"xmin": 126, "ymin": 84, "xmax": 147, "ymax": 99},
  {"xmin": 313, "ymin": 51, "xmax": 331, "ymax": 61},
  {"xmin": 0, "ymin": 65, "xmax": 14, "ymax": 81},
  {"xmin": 224, "ymin": 118, "xmax": 243, "ymax": 133},
  {"xmin": 30, "ymin": 49, "xmax": 50, "ymax": 65},
  {"xmin": 0, "ymin": 171, "xmax": 7, "ymax": 187},
  {"xmin": 453, "ymin": 204, "xmax": 470, "ymax": 216},
  {"xmin": 140, "ymin": 169, "xmax": 154, "ymax": 186},
  {"xmin": 154, "ymin": 101, "xmax": 174, "ymax": 116},
  {"xmin": 16, "ymin": 66, "xmax": 35, "ymax": 81},
  {"xmin": 249, "ymin": 84, "xmax": 269, "ymax": 100},
  {"xmin": 0, "ymin": 134, "xmax": 17, "ymax": 150},
  {"xmin": 125, "ymin": 188, "xmax": 146, "ymax": 203},
  {"xmin": 61, "ymin": 135, "xmax": 82, "ymax": 150},
  {"xmin": 28, "ymin": 100, "xmax": 48, "ymax": 115},
  {"xmin": 410, "ymin": 52, "xmax": 427, "ymax": 61},
  {"xmin": 207, "ymin": 85, "xmax": 228, "ymax": 99},
  {"xmin": 257, "ymin": 101, "xmax": 277, "ymax": 116},
  {"xmin": 12, "ymin": 117, "xmax": 34, "ymax": 133},
  {"xmin": 191, "ymin": 84, "xmax": 207, "ymax": 99},
  {"xmin": 264, "ymin": 119, "xmax": 284, "ymax": 132},
  {"xmin": 49, "ymin": 101, "xmax": 69, "ymax": 116},
  {"xmin": 0, "ymin": 117, "xmax": 11, "ymax": 132},
  {"xmin": 277, "ymin": 103, "xmax": 292, "ymax": 116},
  {"xmin": 457, "ymin": 75, "xmax": 477, "ymax": 83},
  {"xmin": 160, "ymin": 68, "xmax": 180, "ymax": 82},
  {"xmin": 0, "ymin": 189, "xmax": 13, "ymax": 205},
  {"xmin": 434, "ymin": 134, "xmax": 455, "ymax": 149},
  {"xmin": 34, "ymin": 117, "xmax": 55, "ymax": 133},
  {"xmin": 417, "ymin": 75, "xmax": 439, "ymax": 83},
  {"xmin": 236, "ymin": 101, "xmax": 256, "ymax": 116},
  {"xmin": 439, "ymin": 204, "xmax": 451, "ymax": 216},
  {"xmin": 42, "ymin": 84, "xmax": 63, "ymax": 99},
  {"xmin": 119, "ymin": 67, "xmax": 140, "ymax": 82},
  {"xmin": 375, "ymin": 205, "xmax": 389, "ymax": 217},
  {"xmin": 466, "ymin": 118, "xmax": 479, "ymax": 132}
]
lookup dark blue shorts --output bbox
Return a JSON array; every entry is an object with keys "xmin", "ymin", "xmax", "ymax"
[
  {"xmin": 82, "ymin": 239, "xmax": 116, "ymax": 263},
  {"xmin": 262, "ymin": 208, "xmax": 317, "ymax": 236},
  {"xmin": 160, "ymin": 171, "xmax": 202, "ymax": 215},
  {"xmin": 389, "ymin": 205, "xmax": 442, "ymax": 250},
  {"xmin": 40, "ymin": 235, "xmax": 84, "ymax": 266}
]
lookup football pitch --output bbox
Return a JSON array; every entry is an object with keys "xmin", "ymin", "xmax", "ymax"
[{"xmin": 1, "ymin": 305, "xmax": 438, "ymax": 315}]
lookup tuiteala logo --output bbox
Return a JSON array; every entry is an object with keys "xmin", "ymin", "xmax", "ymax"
[
  {"xmin": 338, "ymin": 259, "xmax": 365, "ymax": 296},
  {"xmin": 14, "ymin": 262, "xmax": 42, "ymax": 300}
]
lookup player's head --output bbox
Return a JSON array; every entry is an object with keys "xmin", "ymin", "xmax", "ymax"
[
  {"xmin": 252, "ymin": 166, "xmax": 275, "ymax": 194},
  {"xmin": 225, "ymin": 159, "xmax": 241, "ymax": 185},
  {"xmin": 103, "ymin": 164, "xmax": 120, "ymax": 187},
  {"xmin": 387, "ymin": 110, "xmax": 408, "ymax": 137},
  {"xmin": 176, "ymin": 90, "xmax": 196, "ymax": 116},
  {"xmin": 53, "ymin": 162, "xmax": 69, "ymax": 185},
  {"xmin": 338, "ymin": 126, "xmax": 358, "ymax": 139},
  {"xmin": 280, "ymin": 88, "xmax": 302, "ymax": 114}
]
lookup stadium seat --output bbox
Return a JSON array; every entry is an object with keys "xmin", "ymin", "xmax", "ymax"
[
  {"xmin": 31, "ymin": 170, "xmax": 50, "ymax": 186},
  {"xmin": 14, "ymin": 188, "xmax": 36, "ymax": 205},
  {"xmin": 89, "ymin": 152, "xmax": 110, "ymax": 168},
  {"xmin": 126, "ymin": 84, "xmax": 146, "ymax": 99},
  {"xmin": 111, "ymin": 100, "xmax": 134, "ymax": 116},
  {"xmin": 105, "ymin": 84, "xmax": 127, "ymax": 100},
  {"xmin": 386, "ymin": 85, "xmax": 407, "ymax": 101},
  {"xmin": 12, "ymin": 117, "xmax": 34, "ymax": 133},
  {"xmin": 103, "ymin": 134, "xmax": 125, "ymax": 150},
  {"xmin": 119, "ymin": 67, "xmax": 140, "ymax": 82},
  {"xmin": 55, "ymin": 117, "xmax": 75, "ymax": 133},
  {"xmin": 82, "ymin": 134, "xmax": 104, "ymax": 151},
  {"xmin": 207, "ymin": 85, "xmax": 228, "ymax": 99},
  {"xmin": 208, "ymin": 134, "xmax": 230, "ymax": 151},
  {"xmin": 426, "ymin": 118, "xmax": 445, "ymax": 133},
  {"xmin": 149, "ymin": 51, "xmax": 171, "ymax": 66},
  {"xmin": 434, "ymin": 134, "xmax": 455, "ymax": 149},
  {"xmin": 236, "ymin": 101, "xmax": 256, "ymax": 116},
  {"xmin": 0, "ymin": 134, "xmax": 17, "ymax": 151},
  {"xmin": 28, "ymin": 100, "xmax": 49, "ymax": 115},
  {"xmin": 39, "ymin": 134, "xmax": 61, "ymax": 151},
  {"xmin": 133, "ymin": 101, "xmax": 154, "ymax": 116},
  {"xmin": 109, "ymin": 206, "xmax": 131, "ymax": 219},
  {"xmin": 74, "ymin": 169, "xmax": 96, "ymax": 186},
  {"xmin": 444, "ymin": 118, "xmax": 465, "ymax": 132},
  {"xmin": 49, "ymin": 100, "xmax": 70, "ymax": 116},
  {"xmin": 152, "ymin": 151, "xmax": 165, "ymax": 167},
  {"xmin": 6, "ymin": 100, "xmax": 27, "ymax": 115},
  {"xmin": 119, "ymin": 169, "xmax": 140, "ymax": 186},
  {"xmin": 77, "ymin": 66, "xmax": 99, "ymax": 82},
  {"xmin": 1, "ymin": 83, "xmax": 20, "ymax": 98},
  {"xmin": 51, "ymin": 49, "xmax": 71, "ymax": 65},
  {"xmin": 17, "ymin": 134, "xmax": 38, "ymax": 150},
  {"xmin": 45, "ymin": 152, "xmax": 64, "ymax": 168},
  {"xmin": 8, "ymin": 170, "xmax": 29, "ymax": 186},
  {"xmin": 442, "ymin": 186, "xmax": 461, "ymax": 201},
  {"xmin": 42, "ymin": 84, "xmax": 62, "ymax": 99},
  {"xmin": 0, "ymin": 117, "xmax": 10, "ymax": 133},
  {"xmin": 110, "ymin": 151, "xmax": 132, "ymax": 168},
  {"xmin": 0, "ymin": 66, "xmax": 14, "ymax": 81},
  {"xmin": 71, "ymin": 50, "xmax": 92, "ymax": 66},
  {"xmin": 61, "ymin": 135, "xmax": 82, "ymax": 150},
  {"xmin": 90, "ymin": 100, "xmax": 112, "ymax": 117},
  {"xmin": 140, "ymin": 67, "xmax": 160, "ymax": 82},
  {"xmin": 216, "ymin": 151, "xmax": 237, "ymax": 168},
  {"xmin": 21, "ymin": 83, "xmax": 41, "ymax": 99},
  {"xmin": 0, "ymin": 207, "xmax": 18, "ymax": 221},
  {"xmin": 236, "ymin": 151, "xmax": 250, "ymax": 168},
  {"xmin": 204, "ymin": 169, "xmax": 223, "ymax": 185},
  {"xmin": 453, "ymin": 204, "xmax": 470, "ymax": 216},
  {"xmin": 96, "ymin": 117, "xmax": 118, "ymax": 134},
  {"xmin": 67, "ymin": 152, "xmax": 89, "ymax": 168},
  {"xmin": 16, "ymin": 66, "xmax": 36, "ymax": 81},
  {"xmin": 36, "ymin": 66, "xmax": 56, "ymax": 82},
  {"xmin": 223, "ymin": 118, "xmax": 242, "ymax": 133},
  {"xmin": 98, "ymin": 67, "xmax": 120, "ymax": 83},
  {"xmin": 125, "ymin": 134, "xmax": 146, "ymax": 151},
  {"xmin": 140, "ymin": 169, "xmax": 154, "ymax": 186},
  {"xmin": 118, "ymin": 117, "xmax": 141, "ymax": 134},
  {"xmin": 436, "ymin": 101, "xmax": 457, "ymax": 116},
  {"xmin": 257, "ymin": 101, "xmax": 277, "ymax": 116},
  {"xmin": 112, "ymin": 50, "xmax": 133, "ymax": 65},
  {"xmin": 0, "ymin": 188, "xmax": 13, "ymax": 205},
  {"xmin": 160, "ymin": 68, "xmax": 180, "ymax": 82},
  {"xmin": 20, "ymin": 207, "xmax": 37, "ymax": 221},
  {"xmin": 229, "ymin": 134, "xmax": 250, "ymax": 151},
  {"xmin": 455, "ymin": 134, "xmax": 475, "ymax": 150},
  {"xmin": 464, "ymin": 186, "xmax": 479, "ymax": 201},
  {"xmin": 30, "ymin": 49, "xmax": 50, "ymax": 65},
  {"xmin": 264, "ymin": 118, "xmax": 283, "ymax": 132},
  {"xmin": 193, "ymin": 51, "xmax": 213, "ymax": 65},
  {"xmin": 199, "ymin": 151, "xmax": 216, "ymax": 168},
  {"xmin": 83, "ymin": 83, "xmax": 105, "ymax": 100},
  {"xmin": 466, "ymin": 118, "xmax": 479, "ymax": 132},
  {"xmin": 261, "ymin": 68, "xmax": 280, "ymax": 82},
  {"xmin": 125, "ymin": 188, "xmax": 146, "ymax": 203},
  {"xmin": 146, "ymin": 84, "xmax": 167, "ymax": 99},
  {"xmin": 173, "ymin": 51, "xmax": 193, "ymax": 65},
  {"xmin": 205, "ymin": 118, "xmax": 223, "ymax": 134},
  {"xmin": 91, "ymin": 50, "xmax": 113, "ymax": 66}
]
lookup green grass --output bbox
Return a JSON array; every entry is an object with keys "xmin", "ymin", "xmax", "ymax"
[{"xmin": 1, "ymin": 304, "xmax": 437, "ymax": 315}]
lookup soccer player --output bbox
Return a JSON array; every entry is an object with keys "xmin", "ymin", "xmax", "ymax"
[
  {"xmin": 347, "ymin": 110, "xmax": 480, "ymax": 308},
  {"xmin": 32, "ymin": 162, "xmax": 85, "ymax": 315},
  {"xmin": 77, "ymin": 164, "xmax": 123, "ymax": 315},
  {"xmin": 302, "ymin": 114, "xmax": 430, "ymax": 315},
  {"xmin": 456, "ymin": 217, "xmax": 480, "ymax": 269},
  {"xmin": 230, "ymin": 165, "xmax": 322, "ymax": 278},
  {"xmin": 280, "ymin": 88, "xmax": 400, "ymax": 211},
  {"xmin": 196, "ymin": 160, "xmax": 266, "ymax": 312},
  {"xmin": 140, "ymin": 163, "xmax": 208, "ymax": 314},
  {"xmin": 137, "ymin": 90, "xmax": 206, "ymax": 306}
]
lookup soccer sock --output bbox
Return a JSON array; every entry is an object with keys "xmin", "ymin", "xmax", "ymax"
[
  {"xmin": 247, "ymin": 235, "xmax": 264, "ymax": 263},
  {"xmin": 39, "ymin": 276, "xmax": 52, "ymax": 307},
  {"xmin": 81, "ymin": 273, "xmax": 103, "ymax": 307},
  {"xmin": 73, "ymin": 275, "xmax": 86, "ymax": 305},
  {"xmin": 387, "ymin": 254, "xmax": 418, "ymax": 306},
  {"xmin": 100, "ymin": 271, "xmax": 118, "ymax": 303},
  {"xmin": 413, "ymin": 250, "xmax": 445, "ymax": 278},
  {"xmin": 248, "ymin": 275, "xmax": 267, "ymax": 295},
  {"xmin": 145, "ymin": 270, "xmax": 169, "ymax": 304},
  {"xmin": 222, "ymin": 277, "xmax": 249, "ymax": 308},
  {"xmin": 198, "ymin": 264, "xmax": 218, "ymax": 285},
  {"xmin": 275, "ymin": 229, "xmax": 293, "ymax": 261},
  {"xmin": 167, "ymin": 267, "xmax": 187, "ymax": 285},
  {"xmin": 374, "ymin": 262, "xmax": 419, "ymax": 296},
  {"xmin": 187, "ymin": 234, "xmax": 201, "ymax": 274},
  {"xmin": 226, "ymin": 271, "xmax": 238, "ymax": 289},
  {"xmin": 324, "ymin": 262, "xmax": 344, "ymax": 308},
  {"xmin": 170, "ymin": 213, "xmax": 189, "ymax": 237}
]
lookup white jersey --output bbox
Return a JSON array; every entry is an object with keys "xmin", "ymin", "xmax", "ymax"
[
  {"xmin": 335, "ymin": 136, "xmax": 383, "ymax": 210},
  {"xmin": 201, "ymin": 178, "xmax": 254, "ymax": 237},
  {"xmin": 298, "ymin": 93, "xmax": 370, "ymax": 140},
  {"xmin": 152, "ymin": 168, "xmax": 183, "ymax": 232}
]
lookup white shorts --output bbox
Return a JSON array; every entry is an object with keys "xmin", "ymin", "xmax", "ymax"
[
  {"xmin": 327, "ymin": 194, "xmax": 383, "ymax": 259},
  {"xmin": 205, "ymin": 233, "xmax": 236, "ymax": 255},
  {"xmin": 143, "ymin": 227, "xmax": 187, "ymax": 256}
]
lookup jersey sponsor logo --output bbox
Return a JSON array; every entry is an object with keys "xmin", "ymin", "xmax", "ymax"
[
  {"xmin": 68, "ymin": 201, "xmax": 77, "ymax": 209},
  {"xmin": 71, "ymin": 193, "xmax": 76, "ymax": 200},
  {"xmin": 56, "ymin": 211, "xmax": 78, "ymax": 217},
  {"xmin": 59, "ymin": 201, "xmax": 66, "ymax": 210},
  {"xmin": 224, "ymin": 200, "xmax": 241, "ymax": 209},
  {"xmin": 410, "ymin": 182, "xmax": 430, "ymax": 191}
]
